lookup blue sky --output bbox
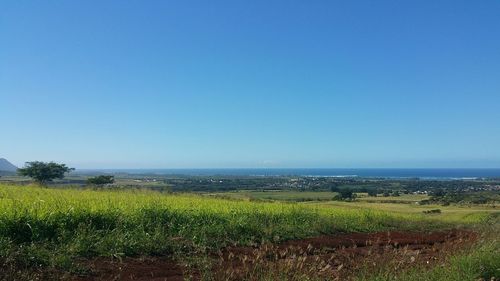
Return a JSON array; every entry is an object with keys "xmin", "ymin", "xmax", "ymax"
[{"xmin": 1, "ymin": 1, "xmax": 500, "ymax": 169}]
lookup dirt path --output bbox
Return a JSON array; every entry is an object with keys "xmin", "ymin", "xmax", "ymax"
[{"xmin": 73, "ymin": 229, "xmax": 477, "ymax": 281}]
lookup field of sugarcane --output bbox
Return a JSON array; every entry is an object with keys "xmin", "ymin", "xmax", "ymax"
[{"xmin": 0, "ymin": 183, "xmax": 497, "ymax": 280}]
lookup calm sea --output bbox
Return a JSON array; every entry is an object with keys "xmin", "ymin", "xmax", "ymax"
[{"xmin": 87, "ymin": 168, "xmax": 500, "ymax": 179}]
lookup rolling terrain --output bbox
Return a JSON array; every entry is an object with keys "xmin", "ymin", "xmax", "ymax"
[{"xmin": 0, "ymin": 183, "xmax": 498, "ymax": 280}]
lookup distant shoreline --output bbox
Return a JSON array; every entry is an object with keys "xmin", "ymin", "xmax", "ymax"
[{"xmin": 73, "ymin": 168, "xmax": 500, "ymax": 179}]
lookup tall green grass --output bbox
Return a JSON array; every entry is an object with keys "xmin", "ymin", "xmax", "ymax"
[{"xmin": 0, "ymin": 183, "xmax": 493, "ymax": 276}]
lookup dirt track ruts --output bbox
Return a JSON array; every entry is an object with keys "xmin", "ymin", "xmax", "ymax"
[{"xmin": 73, "ymin": 229, "xmax": 477, "ymax": 281}]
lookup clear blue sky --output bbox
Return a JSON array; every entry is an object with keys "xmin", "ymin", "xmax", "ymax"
[{"xmin": 1, "ymin": 1, "xmax": 500, "ymax": 169}]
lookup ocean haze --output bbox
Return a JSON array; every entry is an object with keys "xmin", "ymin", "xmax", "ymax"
[{"xmin": 76, "ymin": 168, "xmax": 500, "ymax": 179}]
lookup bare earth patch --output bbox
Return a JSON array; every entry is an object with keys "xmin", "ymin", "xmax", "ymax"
[
  {"xmin": 73, "ymin": 257, "xmax": 185, "ymax": 281},
  {"xmin": 72, "ymin": 229, "xmax": 477, "ymax": 281}
]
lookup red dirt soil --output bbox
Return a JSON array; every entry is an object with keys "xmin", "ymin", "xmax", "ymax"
[
  {"xmin": 73, "ymin": 257, "xmax": 185, "ymax": 281},
  {"xmin": 73, "ymin": 229, "xmax": 477, "ymax": 281}
]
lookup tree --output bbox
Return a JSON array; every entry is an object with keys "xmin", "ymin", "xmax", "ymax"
[
  {"xmin": 431, "ymin": 189, "xmax": 446, "ymax": 197},
  {"xmin": 18, "ymin": 161, "xmax": 74, "ymax": 185},
  {"xmin": 334, "ymin": 188, "xmax": 356, "ymax": 201},
  {"xmin": 87, "ymin": 175, "xmax": 114, "ymax": 186},
  {"xmin": 330, "ymin": 183, "xmax": 340, "ymax": 192},
  {"xmin": 367, "ymin": 189, "xmax": 378, "ymax": 197}
]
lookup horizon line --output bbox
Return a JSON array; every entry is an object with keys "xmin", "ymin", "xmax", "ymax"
[{"xmin": 74, "ymin": 167, "xmax": 500, "ymax": 170}]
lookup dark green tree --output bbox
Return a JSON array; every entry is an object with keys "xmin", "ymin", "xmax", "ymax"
[
  {"xmin": 330, "ymin": 182, "xmax": 340, "ymax": 192},
  {"xmin": 18, "ymin": 161, "xmax": 74, "ymax": 185},
  {"xmin": 334, "ymin": 188, "xmax": 356, "ymax": 201},
  {"xmin": 431, "ymin": 189, "xmax": 446, "ymax": 197},
  {"xmin": 87, "ymin": 175, "xmax": 115, "ymax": 186}
]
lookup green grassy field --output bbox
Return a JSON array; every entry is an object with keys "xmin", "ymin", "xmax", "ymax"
[
  {"xmin": 207, "ymin": 190, "xmax": 339, "ymax": 201},
  {"xmin": 208, "ymin": 190, "xmax": 429, "ymax": 203},
  {"xmin": 309, "ymin": 200, "xmax": 498, "ymax": 224},
  {"xmin": 210, "ymin": 190, "xmax": 497, "ymax": 223},
  {"xmin": 0, "ymin": 184, "xmax": 448, "ymax": 252},
  {"xmin": 356, "ymin": 193, "xmax": 430, "ymax": 202},
  {"xmin": 0, "ymin": 184, "xmax": 498, "ymax": 280}
]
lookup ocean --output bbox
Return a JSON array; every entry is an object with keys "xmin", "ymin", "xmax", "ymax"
[{"xmin": 85, "ymin": 168, "xmax": 500, "ymax": 179}]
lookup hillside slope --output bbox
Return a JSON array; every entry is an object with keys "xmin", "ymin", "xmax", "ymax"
[{"xmin": 0, "ymin": 158, "xmax": 17, "ymax": 172}]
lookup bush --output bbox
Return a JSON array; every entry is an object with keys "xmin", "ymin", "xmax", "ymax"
[
  {"xmin": 423, "ymin": 209, "xmax": 441, "ymax": 214},
  {"xmin": 86, "ymin": 175, "xmax": 115, "ymax": 186},
  {"xmin": 334, "ymin": 189, "xmax": 356, "ymax": 201}
]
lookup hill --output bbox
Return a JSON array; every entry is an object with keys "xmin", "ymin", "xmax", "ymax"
[{"xmin": 0, "ymin": 158, "xmax": 17, "ymax": 172}]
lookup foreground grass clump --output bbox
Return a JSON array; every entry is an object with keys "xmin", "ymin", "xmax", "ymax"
[{"xmin": 0, "ymin": 183, "xmax": 490, "ymax": 276}]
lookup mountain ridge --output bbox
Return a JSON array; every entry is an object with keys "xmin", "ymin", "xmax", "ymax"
[{"xmin": 0, "ymin": 158, "xmax": 18, "ymax": 172}]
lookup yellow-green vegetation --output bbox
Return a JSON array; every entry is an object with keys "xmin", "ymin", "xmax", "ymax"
[
  {"xmin": 208, "ymin": 190, "xmax": 339, "ymax": 201},
  {"xmin": 213, "ymin": 191, "xmax": 428, "ymax": 204},
  {"xmin": 310, "ymin": 200, "xmax": 498, "ymax": 224},
  {"xmin": 210, "ymin": 190, "xmax": 497, "ymax": 224},
  {"xmin": 356, "ymin": 193, "xmax": 430, "ymax": 203},
  {"xmin": 0, "ymin": 183, "xmax": 498, "ymax": 279}
]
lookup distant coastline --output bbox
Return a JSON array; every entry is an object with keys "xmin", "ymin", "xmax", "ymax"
[{"xmin": 75, "ymin": 168, "xmax": 500, "ymax": 179}]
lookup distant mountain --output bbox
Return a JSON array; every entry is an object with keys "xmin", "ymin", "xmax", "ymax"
[{"xmin": 0, "ymin": 158, "xmax": 18, "ymax": 172}]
